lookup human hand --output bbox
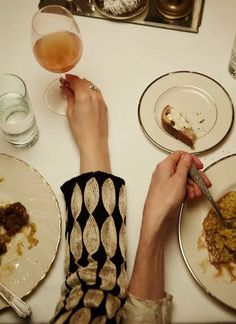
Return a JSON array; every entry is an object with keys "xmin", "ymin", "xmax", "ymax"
[
  {"xmin": 128, "ymin": 151, "xmax": 211, "ymax": 300},
  {"xmin": 141, "ymin": 151, "xmax": 211, "ymax": 236},
  {"xmin": 60, "ymin": 74, "xmax": 110, "ymax": 173}
]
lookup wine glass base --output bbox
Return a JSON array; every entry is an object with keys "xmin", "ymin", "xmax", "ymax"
[{"xmin": 45, "ymin": 78, "xmax": 67, "ymax": 115}]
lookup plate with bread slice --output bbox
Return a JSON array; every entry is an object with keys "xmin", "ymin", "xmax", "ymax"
[{"xmin": 138, "ymin": 71, "xmax": 234, "ymax": 153}]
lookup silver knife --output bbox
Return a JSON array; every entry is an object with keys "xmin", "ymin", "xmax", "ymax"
[{"xmin": 0, "ymin": 281, "xmax": 32, "ymax": 318}]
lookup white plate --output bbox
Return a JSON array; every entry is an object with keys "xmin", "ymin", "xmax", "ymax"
[
  {"xmin": 179, "ymin": 154, "xmax": 236, "ymax": 310},
  {"xmin": 0, "ymin": 153, "xmax": 61, "ymax": 309},
  {"xmin": 138, "ymin": 71, "xmax": 234, "ymax": 153}
]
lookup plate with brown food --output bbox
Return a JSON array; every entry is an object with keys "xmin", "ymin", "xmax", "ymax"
[
  {"xmin": 179, "ymin": 154, "xmax": 236, "ymax": 310},
  {"xmin": 94, "ymin": 0, "xmax": 148, "ymax": 20},
  {"xmin": 138, "ymin": 71, "xmax": 234, "ymax": 153},
  {"xmin": 0, "ymin": 153, "xmax": 61, "ymax": 309}
]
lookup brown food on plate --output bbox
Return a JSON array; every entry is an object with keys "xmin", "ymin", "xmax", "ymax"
[
  {"xmin": 161, "ymin": 105, "xmax": 196, "ymax": 149},
  {"xmin": 203, "ymin": 191, "xmax": 236, "ymax": 269},
  {"xmin": 0, "ymin": 202, "xmax": 30, "ymax": 256}
]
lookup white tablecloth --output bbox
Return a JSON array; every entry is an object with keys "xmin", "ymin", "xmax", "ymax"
[{"xmin": 0, "ymin": 0, "xmax": 236, "ymax": 322}]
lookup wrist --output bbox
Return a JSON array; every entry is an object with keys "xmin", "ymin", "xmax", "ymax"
[
  {"xmin": 129, "ymin": 222, "xmax": 166, "ymax": 300},
  {"xmin": 140, "ymin": 210, "xmax": 170, "ymax": 242},
  {"xmin": 139, "ymin": 225, "xmax": 166, "ymax": 255},
  {"xmin": 79, "ymin": 143, "xmax": 111, "ymax": 174}
]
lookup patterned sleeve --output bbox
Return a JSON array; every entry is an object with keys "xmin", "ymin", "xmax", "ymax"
[{"xmin": 52, "ymin": 172, "xmax": 127, "ymax": 324}]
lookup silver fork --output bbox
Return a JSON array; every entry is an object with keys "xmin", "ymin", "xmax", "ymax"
[{"xmin": 189, "ymin": 164, "xmax": 232, "ymax": 229}]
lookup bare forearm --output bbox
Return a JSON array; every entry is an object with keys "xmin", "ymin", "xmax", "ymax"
[
  {"xmin": 79, "ymin": 144, "xmax": 111, "ymax": 174},
  {"xmin": 129, "ymin": 227, "xmax": 166, "ymax": 300}
]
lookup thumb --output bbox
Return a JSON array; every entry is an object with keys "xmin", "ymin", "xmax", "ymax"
[{"xmin": 175, "ymin": 154, "xmax": 192, "ymax": 180}]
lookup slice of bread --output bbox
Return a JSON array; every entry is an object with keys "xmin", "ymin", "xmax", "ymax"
[{"xmin": 161, "ymin": 105, "xmax": 196, "ymax": 148}]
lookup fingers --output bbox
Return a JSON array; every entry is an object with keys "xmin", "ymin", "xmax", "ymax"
[
  {"xmin": 172, "ymin": 151, "xmax": 211, "ymax": 186},
  {"xmin": 64, "ymin": 75, "xmax": 100, "ymax": 93},
  {"xmin": 178, "ymin": 152, "xmax": 211, "ymax": 188},
  {"xmin": 60, "ymin": 83, "xmax": 75, "ymax": 115},
  {"xmin": 60, "ymin": 74, "xmax": 104, "ymax": 120},
  {"xmin": 64, "ymin": 74, "xmax": 82, "ymax": 93},
  {"xmin": 191, "ymin": 155, "xmax": 203, "ymax": 169},
  {"xmin": 189, "ymin": 170, "xmax": 212, "ymax": 188},
  {"xmin": 186, "ymin": 182, "xmax": 202, "ymax": 199},
  {"xmin": 161, "ymin": 151, "xmax": 212, "ymax": 200},
  {"xmin": 159, "ymin": 151, "xmax": 193, "ymax": 181},
  {"xmin": 168, "ymin": 151, "xmax": 203, "ymax": 170},
  {"xmin": 175, "ymin": 154, "xmax": 193, "ymax": 179},
  {"xmin": 62, "ymin": 75, "xmax": 103, "ymax": 106},
  {"xmin": 167, "ymin": 150, "xmax": 189, "ymax": 166},
  {"xmin": 176, "ymin": 153, "xmax": 211, "ymax": 189},
  {"xmin": 186, "ymin": 171, "xmax": 211, "ymax": 199},
  {"xmin": 186, "ymin": 170, "xmax": 212, "ymax": 200},
  {"xmin": 61, "ymin": 74, "xmax": 90, "ymax": 97},
  {"xmin": 156, "ymin": 151, "xmax": 187, "ymax": 178}
]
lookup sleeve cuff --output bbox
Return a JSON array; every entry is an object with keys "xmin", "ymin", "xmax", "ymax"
[
  {"xmin": 121, "ymin": 292, "xmax": 173, "ymax": 324},
  {"xmin": 61, "ymin": 171, "xmax": 125, "ymax": 205}
]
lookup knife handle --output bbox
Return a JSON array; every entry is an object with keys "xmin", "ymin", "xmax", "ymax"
[{"xmin": 0, "ymin": 282, "xmax": 31, "ymax": 318}]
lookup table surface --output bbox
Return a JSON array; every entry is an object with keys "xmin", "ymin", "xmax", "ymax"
[{"xmin": 0, "ymin": 0, "xmax": 236, "ymax": 323}]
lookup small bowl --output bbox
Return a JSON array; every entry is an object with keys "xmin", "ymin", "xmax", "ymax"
[{"xmin": 156, "ymin": 0, "xmax": 194, "ymax": 20}]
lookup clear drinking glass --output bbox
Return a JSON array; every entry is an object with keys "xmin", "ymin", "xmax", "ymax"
[
  {"xmin": 0, "ymin": 74, "xmax": 39, "ymax": 148},
  {"xmin": 31, "ymin": 5, "xmax": 83, "ymax": 115},
  {"xmin": 228, "ymin": 34, "xmax": 236, "ymax": 79}
]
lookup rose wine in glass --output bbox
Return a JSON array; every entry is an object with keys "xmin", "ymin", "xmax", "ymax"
[{"xmin": 31, "ymin": 5, "xmax": 82, "ymax": 115}]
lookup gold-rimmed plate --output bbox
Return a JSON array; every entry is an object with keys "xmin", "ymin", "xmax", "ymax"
[
  {"xmin": 179, "ymin": 154, "xmax": 236, "ymax": 310},
  {"xmin": 94, "ymin": 0, "xmax": 148, "ymax": 20},
  {"xmin": 138, "ymin": 71, "xmax": 234, "ymax": 153},
  {"xmin": 0, "ymin": 153, "xmax": 61, "ymax": 309}
]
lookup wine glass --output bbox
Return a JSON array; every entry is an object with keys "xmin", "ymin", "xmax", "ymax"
[{"xmin": 31, "ymin": 5, "xmax": 82, "ymax": 115}]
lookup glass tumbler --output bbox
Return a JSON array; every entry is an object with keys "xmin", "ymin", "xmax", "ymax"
[{"xmin": 0, "ymin": 74, "xmax": 39, "ymax": 148}]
